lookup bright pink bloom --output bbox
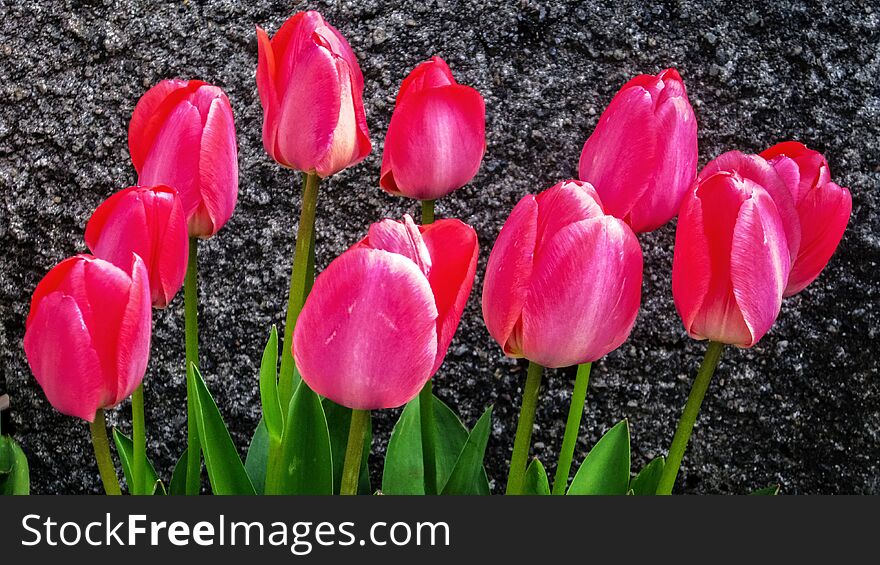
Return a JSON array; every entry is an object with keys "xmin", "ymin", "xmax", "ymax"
[
  {"xmin": 578, "ymin": 68, "xmax": 697, "ymax": 233},
  {"xmin": 85, "ymin": 185, "xmax": 189, "ymax": 309},
  {"xmin": 380, "ymin": 57, "xmax": 486, "ymax": 200},
  {"xmin": 256, "ymin": 11, "xmax": 371, "ymax": 177},
  {"xmin": 293, "ymin": 215, "xmax": 478, "ymax": 410},
  {"xmin": 24, "ymin": 255, "xmax": 152, "ymax": 422},
  {"xmin": 672, "ymin": 172, "xmax": 790, "ymax": 348},
  {"xmin": 129, "ymin": 79, "xmax": 239, "ymax": 238},
  {"xmin": 481, "ymin": 180, "xmax": 643, "ymax": 368},
  {"xmin": 760, "ymin": 141, "xmax": 852, "ymax": 295}
]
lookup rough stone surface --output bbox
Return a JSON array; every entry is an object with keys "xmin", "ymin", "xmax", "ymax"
[{"xmin": 1, "ymin": 0, "xmax": 878, "ymax": 494}]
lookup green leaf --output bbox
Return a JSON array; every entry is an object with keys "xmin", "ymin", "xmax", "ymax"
[
  {"xmin": 152, "ymin": 480, "xmax": 166, "ymax": 495},
  {"xmin": 521, "ymin": 458, "xmax": 551, "ymax": 495},
  {"xmin": 112, "ymin": 429, "xmax": 159, "ymax": 495},
  {"xmin": 0, "ymin": 436, "xmax": 29, "ymax": 495},
  {"xmin": 259, "ymin": 326, "xmax": 283, "ymax": 441},
  {"xmin": 750, "ymin": 485, "xmax": 781, "ymax": 495},
  {"xmin": 189, "ymin": 364, "xmax": 255, "ymax": 495},
  {"xmin": 629, "ymin": 456, "xmax": 665, "ymax": 496},
  {"xmin": 169, "ymin": 448, "xmax": 188, "ymax": 496},
  {"xmin": 244, "ymin": 419, "xmax": 269, "ymax": 495},
  {"xmin": 323, "ymin": 398, "xmax": 372, "ymax": 495},
  {"xmin": 276, "ymin": 382, "xmax": 333, "ymax": 494},
  {"xmin": 441, "ymin": 406, "xmax": 493, "ymax": 495},
  {"xmin": 567, "ymin": 419, "xmax": 631, "ymax": 495},
  {"xmin": 382, "ymin": 394, "xmax": 490, "ymax": 495}
]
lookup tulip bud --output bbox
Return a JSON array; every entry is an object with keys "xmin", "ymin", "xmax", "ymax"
[
  {"xmin": 578, "ymin": 68, "xmax": 698, "ymax": 233},
  {"xmin": 672, "ymin": 172, "xmax": 790, "ymax": 347},
  {"xmin": 293, "ymin": 215, "xmax": 478, "ymax": 410},
  {"xmin": 24, "ymin": 255, "xmax": 152, "ymax": 422},
  {"xmin": 482, "ymin": 180, "xmax": 643, "ymax": 368},
  {"xmin": 85, "ymin": 185, "xmax": 189, "ymax": 309},
  {"xmin": 760, "ymin": 141, "xmax": 852, "ymax": 296},
  {"xmin": 129, "ymin": 79, "xmax": 239, "ymax": 239},
  {"xmin": 380, "ymin": 57, "xmax": 486, "ymax": 200},
  {"xmin": 256, "ymin": 11, "xmax": 371, "ymax": 177}
]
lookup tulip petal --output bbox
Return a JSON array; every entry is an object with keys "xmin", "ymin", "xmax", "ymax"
[
  {"xmin": 730, "ymin": 190, "xmax": 790, "ymax": 345},
  {"xmin": 481, "ymin": 195, "xmax": 538, "ymax": 356},
  {"xmin": 520, "ymin": 217, "xmax": 643, "ymax": 368},
  {"xmin": 294, "ymin": 248, "xmax": 438, "ymax": 410},
  {"xmin": 256, "ymin": 26, "xmax": 281, "ymax": 162},
  {"xmin": 24, "ymin": 292, "xmax": 104, "ymax": 422},
  {"xmin": 195, "ymin": 97, "xmax": 238, "ymax": 236},
  {"xmin": 315, "ymin": 57, "xmax": 364, "ymax": 177},
  {"xmin": 395, "ymin": 56, "xmax": 456, "ymax": 105},
  {"xmin": 381, "ymin": 84, "xmax": 485, "ymax": 200},
  {"xmin": 671, "ymin": 189, "xmax": 712, "ymax": 340},
  {"xmin": 129, "ymin": 79, "xmax": 204, "ymax": 173},
  {"xmin": 785, "ymin": 182, "xmax": 851, "ymax": 295},
  {"xmin": 421, "ymin": 219, "xmax": 479, "ymax": 374},
  {"xmin": 366, "ymin": 215, "xmax": 432, "ymax": 275},
  {"xmin": 113, "ymin": 255, "xmax": 152, "ymax": 405},
  {"xmin": 533, "ymin": 180, "xmax": 605, "ymax": 254}
]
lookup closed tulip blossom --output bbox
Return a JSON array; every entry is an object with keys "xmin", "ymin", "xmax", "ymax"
[
  {"xmin": 23, "ymin": 255, "xmax": 152, "ymax": 422},
  {"xmin": 293, "ymin": 215, "xmax": 478, "ymax": 410},
  {"xmin": 578, "ymin": 68, "xmax": 698, "ymax": 233},
  {"xmin": 256, "ymin": 11, "xmax": 371, "ymax": 176},
  {"xmin": 482, "ymin": 180, "xmax": 643, "ymax": 369},
  {"xmin": 760, "ymin": 141, "xmax": 852, "ymax": 295},
  {"xmin": 672, "ymin": 171, "xmax": 791, "ymax": 348},
  {"xmin": 380, "ymin": 56, "xmax": 486, "ymax": 200},
  {"xmin": 85, "ymin": 185, "xmax": 189, "ymax": 309},
  {"xmin": 129, "ymin": 79, "xmax": 239, "ymax": 238}
]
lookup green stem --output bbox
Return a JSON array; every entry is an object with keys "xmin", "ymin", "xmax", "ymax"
[
  {"xmin": 340, "ymin": 409, "xmax": 370, "ymax": 495},
  {"xmin": 131, "ymin": 383, "xmax": 147, "ymax": 495},
  {"xmin": 551, "ymin": 362, "xmax": 592, "ymax": 495},
  {"xmin": 264, "ymin": 435, "xmax": 283, "ymax": 495},
  {"xmin": 418, "ymin": 381, "xmax": 438, "ymax": 495},
  {"xmin": 184, "ymin": 237, "xmax": 201, "ymax": 495},
  {"xmin": 421, "ymin": 199, "xmax": 435, "ymax": 224},
  {"xmin": 279, "ymin": 172, "xmax": 321, "ymax": 412},
  {"xmin": 656, "ymin": 341, "xmax": 725, "ymax": 495},
  {"xmin": 506, "ymin": 361, "xmax": 544, "ymax": 495},
  {"xmin": 90, "ymin": 409, "xmax": 121, "ymax": 496}
]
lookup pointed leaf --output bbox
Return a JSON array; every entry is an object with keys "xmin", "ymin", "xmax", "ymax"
[
  {"xmin": 152, "ymin": 480, "xmax": 166, "ymax": 495},
  {"xmin": 382, "ymin": 394, "xmax": 490, "ymax": 495},
  {"xmin": 169, "ymin": 448, "xmax": 188, "ymax": 496},
  {"xmin": 244, "ymin": 419, "xmax": 270, "ymax": 494},
  {"xmin": 190, "ymin": 364, "xmax": 255, "ymax": 495},
  {"xmin": 629, "ymin": 456, "xmax": 665, "ymax": 496},
  {"xmin": 567, "ymin": 419, "xmax": 630, "ymax": 495},
  {"xmin": 0, "ymin": 436, "xmax": 29, "ymax": 495},
  {"xmin": 750, "ymin": 485, "xmax": 781, "ymax": 495},
  {"xmin": 276, "ymin": 382, "xmax": 333, "ymax": 494},
  {"xmin": 441, "ymin": 406, "xmax": 493, "ymax": 495},
  {"xmin": 522, "ymin": 458, "xmax": 551, "ymax": 495},
  {"xmin": 323, "ymin": 398, "xmax": 372, "ymax": 495},
  {"xmin": 112, "ymin": 428, "xmax": 159, "ymax": 495},
  {"xmin": 260, "ymin": 326, "xmax": 283, "ymax": 441}
]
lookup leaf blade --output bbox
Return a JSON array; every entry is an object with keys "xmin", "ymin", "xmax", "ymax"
[{"xmin": 567, "ymin": 419, "xmax": 631, "ymax": 495}]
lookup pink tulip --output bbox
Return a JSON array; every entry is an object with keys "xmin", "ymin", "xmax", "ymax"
[
  {"xmin": 256, "ymin": 11, "xmax": 371, "ymax": 177},
  {"xmin": 760, "ymin": 141, "xmax": 852, "ymax": 296},
  {"xmin": 24, "ymin": 255, "xmax": 152, "ymax": 422},
  {"xmin": 578, "ymin": 68, "xmax": 698, "ymax": 233},
  {"xmin": 672, "ymin": 171, "xmax": 791, "ymax": 347},
  {"xmin": 293, "ymin": 215, "xmax": 478, "ymax": 410},
  {"xmin": 85, "ymin": 185, "xmax": 189, "ymax": 309},
  {"xmin": 380, "ymin": 56, "xmax": 486, "ymax": 200},
  {"xmin": 129, "ymin": 79, "xmax": 238, "ymax": 238},
  {"xmin": 481, "ymin": 180, "xmax": 643, "ymax": 368}
]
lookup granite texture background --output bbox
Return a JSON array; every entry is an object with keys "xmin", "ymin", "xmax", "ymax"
[{"xmin": 1, "ymin": 0, "xmax": 878, "ymax": 494}]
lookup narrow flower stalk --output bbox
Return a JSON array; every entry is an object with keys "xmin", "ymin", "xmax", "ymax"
[
  {"xmin": 656, "ymin": 341, "xmax": 725, "ymax": 495},
  {"xmin": 506, "ymin": 361, "xmax": 544, "ymax": 495},
  {"xmin": 551, "ymin": 362, "xmax": 592, "ymax": 495},
  {"xmin": 279, "ymin": 172, "xmax": 321, "ymax": 410},
  {"xmin": 418, "ymin": 198, "xmax": 437, "ymax": 495},
  {"xmin": 131, "ymin": 384, "xmax": 147, "ymax": 495},
  {"xmin": 340, "ymin": 410, "xmax": 371, "ymax": 495},
  {"xmin": 90, "ymin": 409, "xmax": 121, "ymax": 496},
  {"xmin": 184, "ymin": 238, "xmax": 201, "ymax": 495}
]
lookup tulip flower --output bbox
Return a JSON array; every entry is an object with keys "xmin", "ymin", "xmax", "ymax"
[
  {"xmin": 482, "ymin": 180, "xmax": 643, "ymax": 368},
  {"xmin": 380, "ymin": 56, "xmax": 486, "ymax": 201},
  {"xmin": 256, "ymin": 11, "xmax": 371, "ymax": 177},
  {"xmin": 578, "ymin": 68, "xmax": 698, "ymax": 233},
  {"xmin": 85, "ymin": 185, "xmax": 189, "ymax": 309},
  {"xmin": 129, "ymin": 79, "xmax": 239, "ymax": 239},
  {"xmin": 760, "ymin": 141, "xmax": 852, "ymax": 296},
  {"xmin": 294, "ymin": 214, "xmax": 478, "ymax": 411},
  {"xmin": 24, "ymin": 254, "xmax": 152, "ymax": 422}
]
